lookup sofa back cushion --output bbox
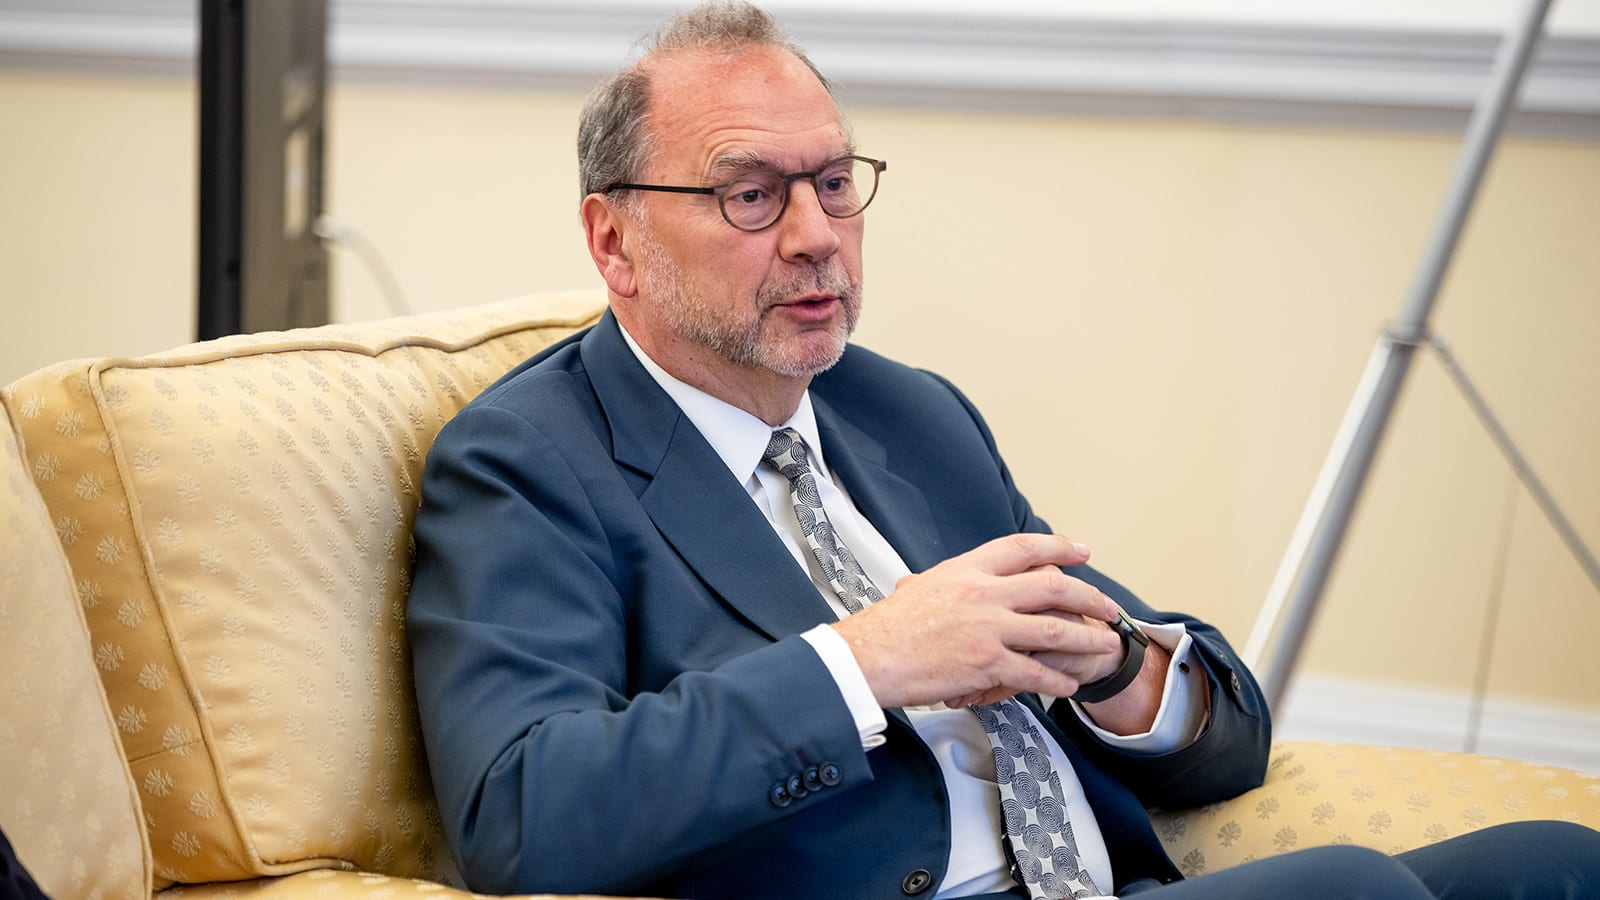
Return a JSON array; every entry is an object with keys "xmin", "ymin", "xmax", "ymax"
[
  {"xmin": 1, "ymin": 292, "xmax": 605, "ymax": 888},
  {"xmin": 0, "ymin": 405, "xmax": 151, "ymax": 898}
]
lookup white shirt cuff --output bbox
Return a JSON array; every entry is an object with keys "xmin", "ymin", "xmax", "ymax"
[
  {"xmin": 1070, "ymin": 621, "xmax": 1209, "ymax": 751},
  {"xmin": 801, "ymin": 624, "xmax": 888, "ymax": 749}
]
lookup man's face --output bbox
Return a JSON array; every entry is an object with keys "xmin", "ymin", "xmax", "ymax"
[{"xmin": 623, "ymin": 44, "xmax": 866, "ymax": 387}]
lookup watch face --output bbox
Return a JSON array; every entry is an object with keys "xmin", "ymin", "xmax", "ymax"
[{"xmin": 1113, "ymin": 610, "xmax": 1151, "ymax": 646}]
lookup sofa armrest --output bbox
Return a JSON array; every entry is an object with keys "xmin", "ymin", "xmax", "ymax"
[{"xmin": 3, "ymin": 291, "xmax": 606, "ymax": 889}]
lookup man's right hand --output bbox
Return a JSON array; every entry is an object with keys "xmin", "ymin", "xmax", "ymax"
[{"xmin": 830, "ymin": 533, "xmax": 1125, "ymax": 710}]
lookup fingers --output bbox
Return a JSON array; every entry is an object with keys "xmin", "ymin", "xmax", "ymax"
[
  {"xmin": 942, "ymin": 648, "xmax": 1118, "ymax": 710},
  {"xmin": 938, "ymin": 611, "xmax": 1123, "ymax": 709},
  {"xmin": 1020, "ymin": 568, "xmax": 1120, "ymax": 622},
  {"xmin": 968, "ymin": 533, "xmax": 1092, "ymax": 577},
  {"xmin": 946, "ymin": 684, "xmax": 1027, "ymax": 708},
  {"xmin": 930, "ymin": 534, "xmax": 1109, "ymax": 622},
  {"xmin": 942, "ymin": 649, "xmax": 1090, "ymax": 709},
  {"xmin": 945, "ymin": 689, "xmax": 1002, "ymax": 709},
  {"xmin": 842, "ymin": 533, "xmax": 1119, "ymax": 709},
  {"xmin": 1007, "ymin": 606, "xmax": 1120, "ymax": 656}
]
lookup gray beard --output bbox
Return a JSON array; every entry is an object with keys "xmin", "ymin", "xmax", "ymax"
[{"xmin": 638, "ymin": 237, "xmax": 861, "ymax": 378}]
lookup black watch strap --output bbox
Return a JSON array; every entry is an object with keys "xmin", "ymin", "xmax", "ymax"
[{"xmin": 1070, "ymin": 610, "xmax": 1150, "ymax": 704}]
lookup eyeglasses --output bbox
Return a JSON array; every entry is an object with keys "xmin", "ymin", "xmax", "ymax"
[{"xmin": 602, "ymin": 155, "xmax": 887, "ymax": 233}]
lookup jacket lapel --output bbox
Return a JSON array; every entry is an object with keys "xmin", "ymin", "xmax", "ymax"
[
  {"xmin": 813, "ymin": 394, "xmax": 947, "ymax": 574},
  {"xmin": 579, "ymin": 313, "xmax": 836, "ymax": 642},
  {"xmin": 811, "ymin": 394, "xmax": 948, "ymax": 732}
]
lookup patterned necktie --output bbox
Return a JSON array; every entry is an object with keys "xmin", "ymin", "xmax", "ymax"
[{"xmin": 760, "ymin": 428, "xmax": 1103, "ymax": 900}]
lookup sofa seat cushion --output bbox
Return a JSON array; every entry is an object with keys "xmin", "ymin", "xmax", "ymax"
[
  {"xmin": 0, "ymin": 405, "xmax": 151, "ymax": 898},
  {"xmin": 1151, "ymin": 740, "xmax": 1600, "ymax": 878},
  {"xmin": 2, "ymin": 291, "xmax": 605, "ymax": 889}
]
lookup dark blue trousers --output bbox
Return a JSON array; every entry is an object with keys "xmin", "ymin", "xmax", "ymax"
[
  {"xmin": 0, "ymin": 828, "xmax": 46, "ymax": 900},
  {"xmin": 1120, "ymin": 821, "xmax": 1600, "ymax": 899}
]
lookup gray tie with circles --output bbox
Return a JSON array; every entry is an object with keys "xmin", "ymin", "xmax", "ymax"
[{"xmin": 761, "ymin": 427, "xmax": 1103, "ymax": 900}]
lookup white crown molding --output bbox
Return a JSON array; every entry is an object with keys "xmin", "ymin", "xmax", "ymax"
[
  {"xmin": 1278, "ymin": 674, "xmax": 1600, "ymax": 776},
  {"xmin": 1, "ymin": 0, "xmax": 1598, "ymax": 137}
]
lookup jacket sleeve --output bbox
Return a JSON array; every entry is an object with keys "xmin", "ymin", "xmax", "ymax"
[
  {"xmin": 1050, "ymin": 563, "xmax": 1272, "ymax": 810},
  {"xmin": 405, "ymin": 401, "xmax": 873, "ymax": 895},
  {"xmin": 926, "ymin": 371, "xmax": 1272, "ymax": 811}
]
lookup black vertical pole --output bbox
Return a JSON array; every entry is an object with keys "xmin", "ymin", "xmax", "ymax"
[{"xmin": 197, "ymin": 0, "xmax": 245, "ymax": 340}]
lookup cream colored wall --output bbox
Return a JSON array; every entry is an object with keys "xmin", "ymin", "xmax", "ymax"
[
  {"xmin": 4, "ymin": 69, "xmax": 1597, "ymax": 711},
  {"xmin": 1, "ymin": 72, "xmax": 196, "ymax": 372}
]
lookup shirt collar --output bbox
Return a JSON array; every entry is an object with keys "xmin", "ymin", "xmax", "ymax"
[{"xmin": 616, "ymin": 319, "xmax": 830, "ymax": 484}]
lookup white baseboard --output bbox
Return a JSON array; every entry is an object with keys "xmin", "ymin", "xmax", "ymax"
[{"xmin": 1276, "ymin": 675, "xmax": 1600, "ymax": 775}]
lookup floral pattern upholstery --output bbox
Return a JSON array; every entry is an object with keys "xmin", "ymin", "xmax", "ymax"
[
  {"xmin": 0, "ymin": 404, "xmax": 150, "ymax": 899},
  {"xmin": 2, "ymin": 292, "xmax": 605, "ymax": 890},
  {"xmin": 1152, "ymin": 741, "xmax": 1600, "ymax": 877}
]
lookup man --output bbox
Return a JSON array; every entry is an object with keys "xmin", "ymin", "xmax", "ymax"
[
  {"xmin": 407, "ymin": 3, "xmax": 1600, "ymax": 898},
  {"xmin": 0, "ymin": 830, "xmax": 47, "ymax": 900}
]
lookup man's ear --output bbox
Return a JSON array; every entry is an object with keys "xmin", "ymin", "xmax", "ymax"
[{"xmin": 582, "ymin": 193, "xmax": 639, "ymax": 299}]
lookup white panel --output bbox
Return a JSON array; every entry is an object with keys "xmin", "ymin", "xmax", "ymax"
[{"xmin": 1279, "ymin": 675, "xmax": 1600, "ymax": 775}]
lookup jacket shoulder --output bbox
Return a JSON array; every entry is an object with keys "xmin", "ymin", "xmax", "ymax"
[{"xmin": 813, "ymin": 344, "xmax": 973, "ymax": 420}]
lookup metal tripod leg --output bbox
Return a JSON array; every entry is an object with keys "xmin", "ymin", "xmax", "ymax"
[{"xmin": 1242, "ymin": 0, "xmax": 1558, "ymax": 714}]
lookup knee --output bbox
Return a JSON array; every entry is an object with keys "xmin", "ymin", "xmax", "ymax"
[
  {"xmin": 1413, "ymin": 819, "xmax": 1600, "ymax": 898},
  {"xmin": 1473, "ymin": 818, "xmax": 1600, "ymax": 851},
  {"xmin": 1292, "ymin": 844, "xmax": 1432, "ymax": 897},
  {"xmin": 1522, "ymin": 818, "xmax": 1600, "ymax": 844},
  {"xmin": 1499, "ymin": 820, "xmax": 1600, "ymax": 874}
]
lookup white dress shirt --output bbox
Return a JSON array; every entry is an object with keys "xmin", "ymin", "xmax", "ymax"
[{"xmin": 618, "ymin": 324, "xmax": 1209, "ymax": 897}]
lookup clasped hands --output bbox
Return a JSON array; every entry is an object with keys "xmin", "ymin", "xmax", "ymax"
[{"xmin": 832, "ymin": 533, "xmax": 1132, "ymax": 712}]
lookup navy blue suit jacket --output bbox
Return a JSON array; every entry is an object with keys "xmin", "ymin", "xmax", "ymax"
[{"xmin": 407, "ymin": 310, "xmax": 1270, "ymax": 898}]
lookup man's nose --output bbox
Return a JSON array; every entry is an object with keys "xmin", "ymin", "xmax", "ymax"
[{"xmin": 777, "ymin": 181, "xmax": 842, "ymax": 263}]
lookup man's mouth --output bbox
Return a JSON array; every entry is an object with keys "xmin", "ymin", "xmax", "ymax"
[
  {"xmin": 787, "ymin": 293, "xmax": 836, "ymax": 307},
  {"xmin": 772, "ymin": 294, "xmax": 840, "ymax": 321}
]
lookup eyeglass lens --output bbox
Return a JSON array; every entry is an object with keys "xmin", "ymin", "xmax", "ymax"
[{"xmin": 721, "ymin": 157, "xmax": 879, "ymax": 231}]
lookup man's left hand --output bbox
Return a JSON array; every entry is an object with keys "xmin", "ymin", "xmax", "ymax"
[{"xmin": 946, "ymin": 611, "xmax": 1174, "ymax": 737}]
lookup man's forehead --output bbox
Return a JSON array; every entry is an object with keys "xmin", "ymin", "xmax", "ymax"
[
  {"xmin": 644, "ymin": 41, "xmax": 812, "ymax": 90},
  {"xmin": 642, "ymin": 45, "xmax": 846, "ymax": 171}
]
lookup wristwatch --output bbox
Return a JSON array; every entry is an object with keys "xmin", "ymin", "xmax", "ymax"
[{"xmin": 1070, "ymin": 609, "xmax": 1150, "ymax": 704}]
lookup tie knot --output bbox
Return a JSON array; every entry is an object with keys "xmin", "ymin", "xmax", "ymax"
[{"xmin": 762, "ymin": 427, "xmax": 814, "ymax": 483}]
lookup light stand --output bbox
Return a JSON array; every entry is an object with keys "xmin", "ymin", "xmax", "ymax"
[{"xmin": 1240, "ymin": 0, "xmax": 1586, "ymax": 714}]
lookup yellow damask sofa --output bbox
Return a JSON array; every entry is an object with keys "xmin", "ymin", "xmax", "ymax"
[{"xmin": 2, "ymin": 290, "xmax": 1596, "ymax": 899}]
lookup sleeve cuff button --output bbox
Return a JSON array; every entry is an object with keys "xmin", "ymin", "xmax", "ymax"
[
  {"xmin": 803, "ymin": 766, "xmax": 824, "ymax": 791},
  {"xmin": 769, "ymin": 783, "xmax": 793, "ymax": 808}
]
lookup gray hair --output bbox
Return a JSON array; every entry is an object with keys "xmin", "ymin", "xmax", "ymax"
[{"xmin": 576, "ymin": 1, "xmax": 837, "ymax": 203}]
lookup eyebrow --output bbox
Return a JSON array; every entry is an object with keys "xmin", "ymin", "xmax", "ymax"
[
  {"xmin": 707, "ymin": 151, "xmax": 782, "ymax": 181},
  {"xmin": 706, "ymin": 147, "xmax": 857, "ymax": 181}
]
